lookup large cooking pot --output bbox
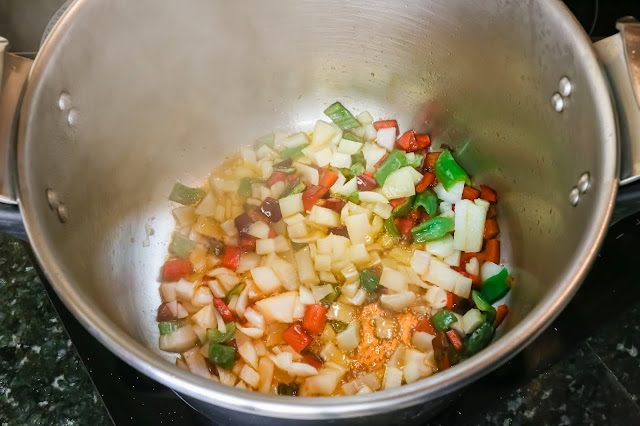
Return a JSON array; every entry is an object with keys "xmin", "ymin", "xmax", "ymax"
[{"xmin": 1, "ymin": 0, "xmax": 639, "ymax": 424}]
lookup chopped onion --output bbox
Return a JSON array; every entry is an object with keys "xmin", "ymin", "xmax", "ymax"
[
  {"xmin": 372, "ymin": 202, "xmax": 393, "ymax": 219},
  {"xmin": 312, "ymin": 120, "xmax": 337, "ymax": 146},
  {"xmin": 314, "ymin": 147, "xmax": 334, "ymax": 167},
  {"xmin": 330, "ymin": 152, "xmax": 352, "ymax": 169},
  {"xmin": 217, "ymin": 367, "xmax": 237, "ymax": 386},
  {"xmin": 160, "ymin": 282, "xmax": 177, "ymax": 302},
  {"xmin": 295, "ymin": 246, "xmax": 320, "ymax": 286},
  {"xmin": 271, "ymin": 351, "xmax": 293, "ymax": 371},
  {"xmin": 380, "ymin": 291, "xmax": 416, "ymax": 311},
  {"xmin": 250, "ymin": 266, "xmax": 282, "ymax": 295},
  {"xmin": 403, "ymin": 349, "xmax": 432, "ymax": 384},
  {"xmin": 336, "ymin": 320, "xmax": 360, "ymax": 352},
  {"xmin": 381, "ymin": 167, "xmax": 417, "ymax": 199},
  {"xmin": 450, "ymin": 313, "xmax": 466, "ymax": 335},
  {"xmin": 236, "ymin": 324, "xmax": 264, "ymax": 339},
  {"xmin": 312, "ymin": 283, "xmax": 334, "ymax": 301},
  {"xmin": 345, "ymin": 213, "xmax": 369, "ymax": 244},
  {"xmin": 235, "ymin": 284, "xmax": 250, "ymax": 318},
  {"xmin": 330, "ymin": 172, "xmax": 346, "ymax": 193},
  {"xmin": 237, "ymin": 339, "xmax": 259, "ymax": 370},
  {"xmin": 299, "ymin": 285, "xmax": 315, "ymax": 305},
  {"xmin": 247, "ymin": 221, "xmax": 271, "ymax": 239},
  {"xmin": 314, "ymin": 254, "xmax": 332, "ymax": 272},
  {"xmin": 292, "ymin": 297, "xmax": 305, "ymax": 320},
  {"xmin": 213, "ymin": 307, "xmax": 227, "ymax": 333},
  {"xmin": 376, "ymin": 127, "xmax": 397, "ymax": 151},
  {"xmin": 382, "ymin": 366, "xmax": 403, "ymax": 390},
  {"xmin": 207, "ymin": 279, "xmax": 226, "ymax": 298},
  {"xmin": 327, "ymin": 302, "xmax": 356, "ymax": 323},
  {"xmin": 319, "ymin": 271, "xmax": 337, "ymax": 283},
  {"xmin": 303, "ymin": 368, "xmax": 343, "ymax": 396},
  {"xmin": 338, "ymin": 139, "xmax": 363, "ymax": 155},
  {"xmin": 211, "ymin": 178, "xmax": 239, "ymax": 193},
  {"xmin": 348, "ymin": 243, "xmax": 370, "ymax": 266},
  {"xmin": 434, "ymin": 181, "xmax": 465, "ymax": 203},
  {"xmin": 190, "ymin": 304, "xmax": 217, "ymax": 330},
  {"xmin": 341, "ymin": 281, "xmax": 359, "ymax": 298},
  {"xmin": 412, "ymin": 331, "xmax": 435, "ymax": 353},
  {"xmin": 380, "ymin": 267, "xmax": 409, "ymax": 293},
  {"xmin": 236, "ymin": 252, "xmax": 260, "ymax": 273},
  {"xmin": 183, "ymin": 347, "xmax": 211, "ymax": 379},
  {"xmin": 239, "ymin": 365, "xmax": 260, "ymax": 388},
  {"xmin": 362, "ymin": 143, "xmax": 387, "ymax": 172},
  {"xmin": 424, "ymin": 234, "xmax": 456, "ymax": 259},
  {"xmin": 158, "ymin": 325, "xmax": 198, "ymax": 353},
  {"xmin": 425, "ymin": 285, "xmax": 448, "ymax": 309},
  {"xmin": 334, "ymin": 177, "xmax": 358, "ymax": 197},
  {"xmin": 422, "ymin": 258, "xmax": 457, "ymax": 292},
  {"xmin": 466, "ymin": 257, "xmax": 480, "ymax": 276},
  {"xmin": 194, "ymin": 193, "xmax": 216, "ymax": 217},
  {"xmin": 175, "ymin": 279, "xmax": 197, "ymax": 302},
  {"xmin": 221, "ymin": 219, "xmax": 238, "ymax": 236},
  {"xmin": 258, "ymin": 357, "xmax": 275, "ymax": 393},
  {"xmin": 270, "ymin": 180, "xmax": 286, "ymax": 198},
  {"xmin": 356, "ymin": 111, "xmax": 374, "ymax": 125},
  {"xmin": 254, "ymin": 291, "xmax": 297, "ymax": 323},
  {"xmin": 173, "ymin": 206, "xmax": 197, "ymax": 226},
  {"xmin": 256, "ymin": 238, "xmax": 276, "ymax": 255},
  {"xmin": 481, "ymin": 261, "xmax": 505, "ymax": 281},
  {"xmin": 462, "ymin": 308, "xmax": 484, "ymax": 334},
  {"xmin": 410, "ymin": 250, "xmax": 432, "ymax": 276},
  {"xmin": 287, "ymin": 362, "xmax": 319, "ymax": 377},
  {"xmin": 454, "ymin": 199, "xmax": 487, "ymax": 253},
  {"xmin": 294, "ymin": 162, "xmax": 320, "ymax": 186},
  {"xmin": 444, "ymin": 250, "xmax": 461, "ymax": 267},
  {"xmin": 279, "ymin": 193, "xmax": 304, "ymax": 218},
  {"xmin": 359, "ymin": 191, "xmax": 388, "ymax": 204},
  {"xmin": 287, "ymin": 222, "xmax": 309, "ymax": 239},
  {"xmin": 282, "ymin": 132, "xmax": 310, "ymax": 148},
  {"xmin": 345, "ymin": 288, "xmax": 367, "ymax": 306},
  {"xmin": 272, "ymin": 235, "xmax": 290, "ymax": 253},
  {"xmin": 270, "ymin": 257, "xmax": 300, "ymax": 291},
  {"xmin": 308, "ymin": 205, "xmax": 341, "ymax": 227}
]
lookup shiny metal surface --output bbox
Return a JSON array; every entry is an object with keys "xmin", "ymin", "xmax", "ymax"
[
  {"xmin": 598, "ymin": 20, "xmax": 640, "ymax": 185},
  {"xmin": 9, "ymin": 0, "xmax": 619, "ymax": 422}
]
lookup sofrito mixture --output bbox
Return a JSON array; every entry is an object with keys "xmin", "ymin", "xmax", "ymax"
[{"xmin": 156, "ymin": 102, "xmax": 511, "ymax": 397}]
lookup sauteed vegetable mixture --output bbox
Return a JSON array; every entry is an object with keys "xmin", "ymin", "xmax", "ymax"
[{"xmin": 156, "ymin": 102, "xmax": 511, "ymax": 396}]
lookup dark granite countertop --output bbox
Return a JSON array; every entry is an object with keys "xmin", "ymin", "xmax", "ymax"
[{"xmin": 2, "ymin": 217, "xmax": 640, "ymax": 425}]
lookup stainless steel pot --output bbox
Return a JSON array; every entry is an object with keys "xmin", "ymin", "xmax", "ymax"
[{"xmin": 1, "ymin": 0, "xmax": 639, "ymax": 423}]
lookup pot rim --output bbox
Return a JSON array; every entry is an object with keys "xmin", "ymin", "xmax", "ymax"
[{"xmin": 15, "ymin": 0, "xmax": 619, "ymax": 420}]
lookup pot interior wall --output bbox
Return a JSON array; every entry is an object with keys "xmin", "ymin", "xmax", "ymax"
[{"xmin": 20, "ymin": 1, "xmax": 614, "ymax": 368}]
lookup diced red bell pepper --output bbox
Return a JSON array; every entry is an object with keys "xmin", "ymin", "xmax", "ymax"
[
  {"xmin": 302, "ymin": 304, "xmax": 328, "ymax": 334},
  {"xmin": 373, "ymin": 119, "xmax": 399, "ymax": 134},
  {"xmin": 483, "ymin": 219, "xmax": 500, "ymax": 240},
  {"xmin": 266, "ymin": 171, "xmax": 288, "ymax": 187},
  {"xmin": 318, "ymin": 168, "xmax": 339, "ymax": 189},
  {"xmin": 213, "ymin": 298, "xmax": 234, "ymax": 322},
  {"xmin": 221, "ymin": 245, "xmax": 240, "ymax": 270},
  {"xmin": 363, "ymin": 171, "xmax": 374, "ymax": 178},
  {"xmin": 302, "ymin": 352, "xmax": 324, "ymax": 369},
  {"xmin": 356, "ymin": 174, "xmax": 378, "ymax": 191},
  {"xmin": 462, "ymin": 185, "xmax": 481, "ymax": 200},
  {"xmin": 374, "ymin": 153, "xmax": 388, "ymax": 168},
  {"xmin": 415, "ymin": 317, "xmax": 436, "ymax": 335},
  {"xmin": 415, "ymin": 134, "xmax": 431, "ymax": 149},
  {"xmin": 415, "ymin": 172, "xmax": 435, "ymax": 193},
  {"xmin": 397, "ymin": 130, "xmax": 417, "ymax": 151},
  {"xmin": 302, "ymin": 185, "xmax": 328, "ymax": 211},
  {"xmin": 238, "ymin": 235, "xmax": 257, "ymax": 252},
  {"xmin": 389, "ymin": 197, "xmax": 408, "ymax": 209},
  {"xmin": 484, "ymin": 239, "xmax": 500, "ymax": 264},
  {"xmin": 323, "ymin": 198, "xmax": 346, "ymax": 213},
  {"xmin": 480, "ymin": 185, "xmax": 498, "ymax": 203},
  {"xmin": 445, "ymin": 292, "xmax": 455, "ymax": 310},
  {"xmin": 161, "ymin": 258, "xmax": 192, "ymax": 281},
  {"xmin": 425, "ymin": 152, "xmax": 441, "ymax": 170},
  {"xmin": 446, "ymin": 329, "xmax": 464, "ymax": 351},
  {"xmin": 394, "ymin": 217, "xmax": 415, "ymax": 237},
  {"xmin": 493, "ymin": 304, "xmax": 509, "ymax": 328},
  {"xmin": 283, "ymin": 324, "xmax": 313, "ymax": 353}
]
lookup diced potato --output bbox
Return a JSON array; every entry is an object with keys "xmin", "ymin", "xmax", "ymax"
[
  {"xmin": 312, "ymin": 121, "xmax": 337, "ymax": 146},
  {"xmin": 382, "ymin": 366, "xmax": 403, "ymax": 390},
  {"xmin": 251, "ymin": 266, "xmax": 282, "ymax": 295},
  {"xmin": 345, "ymin": 213, "xmax": 369, "ymax": 244},
  {"xmin": 425, "ymin": 286, "xmax": 448, "ymax": 309},
  {"xmin": 379, "ymin": 267, "xmax": 408, "ymax": 293},
  {"xmin": 412, "ymin": 331, "xmax": 435, "ymax": 353},
  {"xmin": 254, "ymin": 291, "xmax": 298, "ymax": 323},
  {"xmin": 462, "ymin": 308, "xmax": 484, "ymax": 334},
  {"xmin": 288, "ymin": 222, "xmax": 309, "ymax": 239},
  {"xmin": 336, "ymin": 321, "xmax": 361, "ymax": 352},
  {"xmin": 425, "ymin": 234, "xmax": 456, "ymax": 259},
  {"xmin": 341, "ymin": 263, "xmax": 359, "ymax": 283},
  {"xmin": 294, "ymin": 246, "xmax": 320, "ymax": 285},
  {"xmin": 372, "ymin": 202, "xmax": 393, "ymax": 219},
  {"xmin": 315, "ymin": 147, "xmax": 333, "ymax": 167},
  {"xmin": 248, "ymin": 221, "xmax": 271, "ymax": 239},
  {"xmin": 279, "ymin": 193, "xmax": 304, "ymax": 218},
  {"xmin": 271, "ymin": 257, "xmax": 300, "ymax": 291},
  {"xmin": 380, "ymin": 291, "xmax": 416, "ymax": 311},
  {"xmin": 327, "ymin": 302, "xmax": 356, "ymax": 323},
  {"xmin": 349, "ymin": 243, "xmax": 370, "ymax": 266},
  {"xmin": 356, "ymin": 111, "xmax": 374, "ymax": 125},
  {"xmin": 159, "ymin": 325, "xmax": 198, "ymax": 353},
  {"xmin": 239, "ymin": 365, "xmax": 260, "ymax": 388},
  {"xmin": 308, "ymin": 205, "xmax": 341, "ymax": 227},
  {"xmin": 258, "ymin": 357, "xmax": 275, "ymax": 393},
  {"xmin": 330, "ymin": 152, "xmax": 352, "ymax": 169},
  {"xmin": 410, "ymin": 250, "xmax": 432, "ymax": 276},
  {"xmin": 314, "ymin": 254, "xmax": 332, "ymax": 272},
  {"xmin": 256, "ymin": 238, "xmax": 276, "ymax": 255},
  {"xmin": 338, "ymin": 139, "xmax": 363, "ymax": 155}
]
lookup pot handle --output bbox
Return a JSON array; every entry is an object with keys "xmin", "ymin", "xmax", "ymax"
[
  {"xmin": 594, "ymin": 18, "xmax": 640, "ymax": 223},
  {"xmin": 0, "ymin": 37, "xmax": 31, "ymax": 240}
]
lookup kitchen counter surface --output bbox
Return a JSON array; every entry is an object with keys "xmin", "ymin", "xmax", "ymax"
[{"xmin": 2, "ymin": 216, "xmax": 640, "ymax": 425}]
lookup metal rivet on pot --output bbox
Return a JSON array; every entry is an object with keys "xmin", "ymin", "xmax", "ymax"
[
  {"xmin": 578, "ymin": 172, "xmax": 590, "ymax": 193},
  {"xmin": 551, "ymin": 93, "xmax": 564, "ymax": 112},
  {"xmin": 46, "ymin": 188, "xmax": 59, "ymax": 209},
  {"xmin": 56, "ymin": 204, "xmax": 68, "ymax": 223},
  {"xmin": 559, "ymin": 77, "xmax": 572, "ymax": 97},
  {"xmin": 58, "ymin": 92, "xmax": 72, "ymax": 110},
  {"xmin": 67, "ymin": 108, "xmax": 78, "ymax": 126},
  {"xmin": 569, "ymin": 187, "xmax": 580, "ymax": 206}
]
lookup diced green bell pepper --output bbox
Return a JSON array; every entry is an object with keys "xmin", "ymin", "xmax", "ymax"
[
  {"xmin": 280, "ymin": 144, "xmax": 309, "ymax": 160},
  {"xmin": 348, "ymin": 191, "xmax": 360, "ymax": 204},
  {"xmin": 330, "ymin": 320, "xmax": 348, "ymax": 333},
  {"xmin": 208, "ymin": 343, "xmax": 236, "ymax": 370},
  {"xmin": 480, "ymin": 268, "xmax": 510, "ymax": 304},
  {"xmin": 465, "ymin": 322, "xmax": 494, "ymax": 356},
  {"xmin": 434, "ymin": 150, "xmax": 471, "ymax": 191},
  {"xmin": 430, "ymin": 309, "xmax": 458, "ymax": 332},
  {"xmin": 225, "ymin": 282, "xmax": 246, "ymax": 304},
  {"xmin": 374, "ymin": 150, "xmax": 406, "ymax": 186},
  {"xmin": 280, "ymin": 177, "xmax": 306, "ymax": 198},
  {"xmin": 359, "ymin": 268, "xmax": 380, "ymax": 293},
  {"xmin": 322, "ymin": 286, "xmax": 342, "ymax": 303},
  {"xmin": 343, "ymin": 132, "xmax": 363, "ymax": 142},
  {"xmin": 404, "ymin": 152, "xmax": 424, "ymax": 168},
  {"xmin": 324, "ymin": 102, "xmax": 360, "ymax": 130},
  {"xmin": 169, "ymin": 183, "xmax": 206, "ymax": 205},
  {"xmin": 276, "ymin": 166, "xmax": 297, "ymax": 174},
  {"xmin": 392, "ymin": 196, "xmax": 415, "ymax": 218},
  {"xmin": 350, "ymin": 162, "xmax": 365, "ymax": 178},
  {"xmin": 472, "ymin": 290, "xmax": 496, "ymax": 324},
  {"xmin": 413, "ymin": 190, "xmax": 438, "ymax": 217},
  {"xmin": 384, "ymin": 216, "xmax": 400, "ymax": 237},
  {"xmin": 411, "ymin": 216, "xmax": 455, "ymax": 242},
  {"xmin": 207, "ymin": 322, "xmax": 236, "ymax": 343},
  {"xmin": 158, "ymin": 321, "xmax": 181, "ymax": 335},
  {"xmin": 238, "ymin": 177, "xmax": 254, "ymax": 198},
  {"xmin": 169, "ymin": 234, "xmax": 196, "ymax": 258}
]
